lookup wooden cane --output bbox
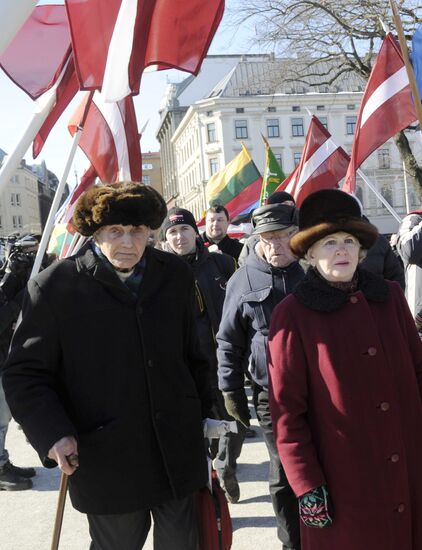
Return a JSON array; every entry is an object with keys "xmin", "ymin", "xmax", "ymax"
[{"xmin": 50, "ymin": 454, "xmax": 78, "ymax": 550}]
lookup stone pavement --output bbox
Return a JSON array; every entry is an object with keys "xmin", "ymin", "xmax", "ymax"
[{"xmin": 0, "ymin": 394, "xmax": 283, "ymax": 550}]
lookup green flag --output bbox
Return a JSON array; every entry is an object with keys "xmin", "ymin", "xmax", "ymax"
[{"xmin": 260, "ymin": 136, "xmax": 285, "ymax": 205}]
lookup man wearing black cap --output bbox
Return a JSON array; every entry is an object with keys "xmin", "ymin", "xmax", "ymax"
[
  {"xmin": 217, "ymin": 202, "xmax": 303, "ymax": 550},
  {"xmin": 238, "ymin": 191, "xmax": 295, "ymax": 266}
]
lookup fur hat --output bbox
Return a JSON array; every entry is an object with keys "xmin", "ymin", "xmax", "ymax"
[
  {"xmin": 252, "ymin": 203, "xmax": 297, "ymax": 235},
  {"xmin": 289, "ymin": 189, "xmax": 378, "ymax": 258},
  {"xmin": 73, "ymin": 182, "xmax": 167, "ymax": 236},
  {"xmin": 162, "ymin": 207, "xmax": 199, "ymax": 236}
]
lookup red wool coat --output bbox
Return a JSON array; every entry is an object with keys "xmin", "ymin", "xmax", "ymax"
[{"xmin": 268, "ymin": 269, "xmax": 422, "ymax": 550}]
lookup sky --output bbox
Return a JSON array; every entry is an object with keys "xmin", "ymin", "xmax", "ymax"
[{"xmin": 0, "ymin": 1, "xmax": 259, "ymax": 184}]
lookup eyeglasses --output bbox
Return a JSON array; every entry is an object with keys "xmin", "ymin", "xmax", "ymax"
[{"xmin": 260, "ymin": 229, "xmax": 297, "ymax": 245}]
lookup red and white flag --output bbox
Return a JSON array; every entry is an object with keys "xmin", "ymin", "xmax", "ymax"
[
  {"xmin": 343, "ymin": 33, "xmax": 417, "ymax": 193},
  {"xmin": 64, "ymin": 0, "xmax": 225, "ymax": 101},
  {"xmin": 0, "ymin": 5, "xmax": 80, "ymax": 159},
  {"xmin": 1, "ymin": 4, "xmax": 72, "ymax": 100},
  {"xmin": 68, "ymin": 91, "xmax": 142, "ymax": 183},
  {"xmin": 276, "ymin": 116, "xmax": 350, "ymax": 206}
]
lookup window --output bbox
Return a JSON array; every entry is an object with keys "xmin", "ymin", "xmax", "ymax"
[
  {"xmin": 142, "ymin": 163, "xmax": 153, "ymax": 170},
  {"xmin": 16, "ymin": 193, "xmax": 21, "ymax": 206},
  {"xmin": 207, "ymin": 123, "xmax": 217, "ymax": 143},
  {"xmin": 293, "ymin": 152, "xmax": 302, "ymax": 166},
  {"xmin": 381, "ymin": 184, "xmax": 393, "ymax": 206},
  {"xmin": 316, "ymin": 105, "xmax": 325, "ymax": 111},
  {"xmin": 0, "ymin": 216, "xmax": 2, "ymax": 229},
  {"xmin": 347, "ymin": 104, "xmax": 355, "ymax": 110},
  {"xmin": 10, "ymin": 193, "xmax": 15, "ymax": 206},
  {"xmin": 206, "ymin": 111, "xmax": 213, "ymax": 117},
  {"xmin": 235, "ymin": 119, "xmax": 248, "ymax": 139},
  {"xmin": 378, "ymin": 148, "xmax": 390, "ymax": 169},
  {"xmin": 235, "ymin": 107, "xmax": 244, "ymax": 114},
  {"xmin": 292, "ymin": 106, "xmax": 301, "ymax": 112},
  {"xmin": 12, "ymin": 215, "xmax": 22, "ymax": 229},
  {"xmin": 274, "ymin": 153, "xmax": 282, "ymax": 167},
  {"xmin": 318, "ymin": 116, "xmax": 328, "ymax": 130},
  {"xmin": 346, "ymin": 115, "xmax": 357, "ymax": 135},
  {"xmin": 267, "ymin": 106, "xmax": 276, "ymax": 113},
  {"xmin": 267, "ymin": 118, "xmax": 280, "ymax": 138},
  {"xmin": 291, "ymin": 117, "xmax": 304, "ymax": 137},
  {"xmin": 142, "ymin": 175, "xmax": 151, "ymax": 184},
  {"xmin": 210, "ymin": 158, "xmax": 219, "ymax": 175}
]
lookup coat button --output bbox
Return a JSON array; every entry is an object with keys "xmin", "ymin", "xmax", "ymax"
[
  {"xmin": 350, "ymin": 296, "xmax": 358, "ymax": 304},
  {"xmin": 148, "ymin": 359, "xmax": 153, "ymax": 368},
  {"xmin": 397, "ymin": 503, "xmax": 405, "ymax": 513},
  {"xmin": 368, "ymin": 347, "xmax": 377, "ymax": 356},
  {"xmin": 380, "ymin": 402, "xmax": 390, "ymax": 412},
  {"xmin": 391, "ymin": 453, "xmax": 400, "ymax": 463}
]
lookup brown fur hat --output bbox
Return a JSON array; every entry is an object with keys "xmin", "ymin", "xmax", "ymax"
[
  {"xmin": 290, "ymin": 189, "xmax": 378, "ymax": 258},
  {"xmin": 73, "ymin": 182, "xmax": 167, "ymax": 236}
]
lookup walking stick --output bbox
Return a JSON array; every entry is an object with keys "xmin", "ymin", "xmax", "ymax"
[{"xmin": 50, "ymin": 454, "xmax": 79, "ymax": 550}]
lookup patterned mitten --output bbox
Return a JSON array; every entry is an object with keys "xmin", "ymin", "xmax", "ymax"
[{"xmin": 299, "ymin": 485, "xmax": 333, "ymax": 528}]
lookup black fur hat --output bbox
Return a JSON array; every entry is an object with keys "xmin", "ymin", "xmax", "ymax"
[
  {"xmin": 290, "ymin": 189, "xmax": 378, "ymax": 258},
  {"xmin": 73, "ymin": 182, "xmax": 167, "ymax": 236}
]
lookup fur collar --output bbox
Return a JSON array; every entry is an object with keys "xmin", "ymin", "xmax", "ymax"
[{"xmin": 293, "ymin": 267, "xmax": 389, "ymax": 312}]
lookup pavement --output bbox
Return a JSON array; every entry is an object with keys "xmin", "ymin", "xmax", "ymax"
[{"xmin": 0, "ymin": 392, "xmax": 283, "ymax": 549}]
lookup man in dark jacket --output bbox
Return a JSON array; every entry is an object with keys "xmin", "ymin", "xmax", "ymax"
[
  {"xmin": 3, "ymin": 183, "xmax": 212, "ymax": 550},
  {"xmin": 202, "ymin": 204, "xmax": 243, "ymax": 260},
  {"xmin": 162, "ymin": 207, "xmax": 245, "ymax": 503},
  {"xmin": 217, "ymin": 203, "xmax": 304, "ymax": 550}
]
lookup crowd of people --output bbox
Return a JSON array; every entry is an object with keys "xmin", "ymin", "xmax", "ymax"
[{"xmin": 0, "ymin": 181, "xmax": 422, "ymax": 550}]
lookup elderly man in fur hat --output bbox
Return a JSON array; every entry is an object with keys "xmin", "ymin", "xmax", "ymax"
[{"xmin": 2, "ymin": 182, "xmax": 213, "ymax": 550}]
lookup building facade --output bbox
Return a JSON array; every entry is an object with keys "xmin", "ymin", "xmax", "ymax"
[
  {"xmin": 141, "ymin": 151, "xmax": 163, "ymax": 196},
  {"xmin": 160, "ymin": 55, "xmax": 422, "ymax": 232}
]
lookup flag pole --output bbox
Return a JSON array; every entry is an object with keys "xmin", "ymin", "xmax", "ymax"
[
  {"xmin": 389, "ymin": 0, "xmax": 422, "ymax": 130},
  {"xmin": 0, "ymin": 1, "xmax": 37, "ymax": 57},
  {"xmin": 30, "ymin": 91, "xmax": 95, "ymax": 278},
  {"xmin": 357, "ymin": 168, "xmax": 402, "ymax": 222},
  {"xmin": 0, "ymin": 89, "xmax": 56, "ymax": 195}
]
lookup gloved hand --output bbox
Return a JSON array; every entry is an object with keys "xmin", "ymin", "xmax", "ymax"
[
  {"xmin": 0, "ymin": 253, "xmax": 32, "ymax": 301},
  {"xmin": 299, "ymin": 485, "xmax": 333, "ymax": 528},
  {"xmin": 222, "ymin": 389, "xmax": 251, "ymax": 427},
  {"xmin": 5, "ymin": 251, "xmax": 32, "ymax": 277}
]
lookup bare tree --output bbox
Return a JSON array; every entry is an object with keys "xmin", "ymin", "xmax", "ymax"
[{"xmin": 229, "ymin": 0, "xmax": 422, "ymax": 191}]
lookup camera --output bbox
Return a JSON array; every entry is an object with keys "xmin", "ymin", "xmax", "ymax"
[{"xmin": 0, "ymin": 234, "xmax": 39, "ymax": 274}]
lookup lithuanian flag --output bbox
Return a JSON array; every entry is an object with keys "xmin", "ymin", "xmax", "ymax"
[{"xmin": 206, "ymin": 144, "xmax": 262, "ymax": 219}]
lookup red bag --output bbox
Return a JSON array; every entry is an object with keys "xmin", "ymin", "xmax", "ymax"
[{"xmin": 196, "ymin": 471, "xmax": 233, "ymax": 550}]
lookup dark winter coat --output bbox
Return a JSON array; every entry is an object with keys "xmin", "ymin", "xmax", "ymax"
[
  {"xmin": 2, "ymin": 244, "xmax": 212, "ymax": 514},
  {"xmin": 360, "ymin": 233, "xmax": 405, "ymax": 289},
  {"xmin": 162, "ymin": 240, "xmax": 236, "ymax": 386},
  {"xmin": 268, "ymin": 267, "xmax": 422, "ymax": 550},
  {"xmin": 217, "ymin": 244, "xmax": 304, "ymax": 391},
  {"xmin": 202, "ymin": 233, "xmax": 243, "ymax": 260}
]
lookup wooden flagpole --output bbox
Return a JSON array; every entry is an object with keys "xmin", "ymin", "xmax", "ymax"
[{"xmin": 389, "ymin": 0, "xmax": 422, "ymax": 129}]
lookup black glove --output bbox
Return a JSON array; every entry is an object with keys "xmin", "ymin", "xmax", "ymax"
[
  {"xmin": 222, "ymin": 389, "xmax": 251, "ymax": 427},
  {"xmin": 0, "ymin": 252, "xmax": 32, "ymax": 300},
  {"xmin": 299, "ymin": 485, "xmax": 333, "ymax": 528}
]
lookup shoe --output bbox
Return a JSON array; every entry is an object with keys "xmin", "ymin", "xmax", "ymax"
[
  {"xmin": 6, "ymin": 461, "xmax": 36, "ymax": 478},
  {"xmin": 0, "ymin": 462, "xmax": 33, "ymax": 491},
  {"xmin": 245, "ymin": 427, "xmax": 257, "ymax": 438},
  {"xmin": 221, "ymin": 474, "xmax": 240, "ymax": 504}
]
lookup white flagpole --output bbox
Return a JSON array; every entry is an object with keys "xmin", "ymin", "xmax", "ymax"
[
  {"xmin": 0, "ymin": 89, "xmax": 56, "ymax": 195},
  {"xmin": 0, "ymin": 1, "xmax": 37, "ymax": 57},
  {"xmin": 403, "ymin": 161, "xmax": 410, "ymax": 213},
  {"xmin": 357, "ymin": 168, "xmax": 402, "ymax": 223},
  {"xmin": 30, "ymin": 128, "xmax": 83, "ymax": 278}
]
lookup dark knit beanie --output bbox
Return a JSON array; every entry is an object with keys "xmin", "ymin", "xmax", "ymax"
[
  {"xmin": 162, "ymin": 208, "xmax": 199, "ymax": 236},
  {"xmin": 73, "ymin": 181, "xmax": 167, "ymax": 236}
]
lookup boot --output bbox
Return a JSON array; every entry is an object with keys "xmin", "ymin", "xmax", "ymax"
[
  {"xmin": 0, "ymin": 461, "xmax": 33, "ymax": 491},
  {"xmin": 5, "ymin": 461, "xmax": 36, "ymax": 478}
]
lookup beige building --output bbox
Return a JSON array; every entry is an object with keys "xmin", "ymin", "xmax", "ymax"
[
  {"xmin": 0, "ymin": 152, "xmax": 42, "ymax": 238},
  {"xmin": 141, "ymin": 152, "xmax": 163, "ymax": 196},
  {"xmin": 158, "ymin": 55, "xmax": 422, "ymax": 233}
]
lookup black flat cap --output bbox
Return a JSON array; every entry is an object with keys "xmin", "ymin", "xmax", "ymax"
[{"xmin": 252, "ymin": 203, "xmax": 297, "ymax": 235}]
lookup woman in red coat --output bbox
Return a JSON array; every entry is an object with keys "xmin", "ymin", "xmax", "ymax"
[{"xmin": 268, "ymin": 189, "xmax": 422, "ymax": 550}]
